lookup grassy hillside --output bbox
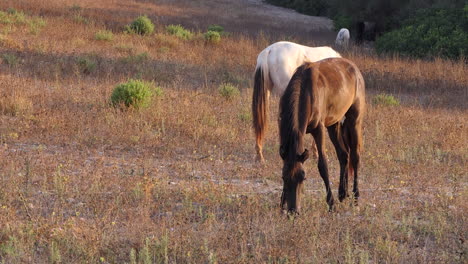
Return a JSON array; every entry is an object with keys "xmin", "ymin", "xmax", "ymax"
[{"xmin": 0, "ymin": 0, "xmax": 467, "ymax": 263}]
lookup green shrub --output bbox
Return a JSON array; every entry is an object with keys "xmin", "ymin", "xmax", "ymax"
[
  {"xmin": 1, "ymin": 53, "xmax": 18, "ymax": 66},
  {"xmin": 77, "ymin": 57, "xmax": 96, "ymax": 74},
  {"xmin": 166, "ymin": 24, "xmax": 193, "ymax": 40},
  {"xmin": 111, "ymin": 79, "xmax": 161, "ymax": 109},
  {"xmin": 376, "ymin": 7, "xmax": 468, "ymax": 60},
  {"xmin": 204, "ymin": 30, "xmax": 221, "ymax": 44},
  {"xmin": 126, "ymin": 15, "xmax": 154, "ymax": 35},
  {"xmin": 218, "ymin": 83, "xmax": 240, "ymax": 100},
  {"xmin": 207, "ymin": 24, "xmax": 224, "ymax": 34},
  {"xmin": 95, "ymin": 30, "xmax": 113, "ymax": 41},
  {"xmin": 373, "ymin": 94, "xmax": 400, "ymax": 106},
  {"xmin": 238, "ymin": 110, "xmax": 252, "ymax": 123},
  {"xmin": 333, "ymin": 15, "xmax": 353, "ymax": 31},
  {"xmin": 266, "ymin": 0, "xmax": 330, "ymax": 16}
]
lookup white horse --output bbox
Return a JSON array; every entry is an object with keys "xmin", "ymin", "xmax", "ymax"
[
  {"xmin": 252, "ymin": 41, "xmax": 341, "ymax": 162},
  {"xmin": 335, "ymin": 28, "xmax": 350, "ymax": 48}
]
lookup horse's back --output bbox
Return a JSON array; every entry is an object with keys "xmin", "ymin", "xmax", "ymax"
[
  {"xmin": 257, "ymin": 41, "xmax": 341, "ymax": 95},
  {"xmin": 300, "ymin": 58, "xmax": 365, "ymax": 126}
]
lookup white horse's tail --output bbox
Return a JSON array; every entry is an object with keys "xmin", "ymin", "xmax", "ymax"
[{"xmin": 252, "ymin": 52, "xmax": 271, "ymax": 159}]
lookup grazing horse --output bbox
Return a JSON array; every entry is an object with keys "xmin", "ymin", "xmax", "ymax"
[
  {"xmin": 278, "ymin": 58, "xmax": 365, "ymax": 213},
  {"xmin": 335, "ymin": 28, "xmax": 350, "ymax": 48},
  {"xmin": 252, "ymin": 41, "xmax": 341, "ymax": 162}
]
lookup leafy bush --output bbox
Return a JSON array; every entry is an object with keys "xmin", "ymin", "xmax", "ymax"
[
  {"xmin": 207, "ymin": 24, "xmax": 224, "ymax": 34},
  {"xmin": 376, "ymin": 7, "xmax": 467, "ymax": 60},
  {"xmin": 126, "ymin": 15, "xmax": 154, "ymax": 35},
  {"xmin": 95, "ymin": 30, "xmax": 113, "ymax": 41},
  {"xmin": 372, "ymin": 94, "xmax": 400, "ymax": 106},
  {"xmin": 166, "ymin": 24, "xmax": 193, "ymax": 40},
  {"xmin": 333, "ymin": 15, "xmax": 353, "ymax": 31},
  {"xmin": 77, "ymin": 57, "xmax": 96, "ymax": 74},
  {"xmin": 204, "ymin": 30, "xmax": 221, "ymax": 44},
  {"xmin": 111, "ymin": 79, "xmax": 161, "ymax": 109},
  {"xmin": 1, "ymin": 53, "xmax": 18, "ymax": 66},
  {"xmin": 266, "ymin": 0, "xmax": 330, "ymax": 16},
  {"xmin": 218, "ymin": 83, "xmax": 240, "ymax": 100}
]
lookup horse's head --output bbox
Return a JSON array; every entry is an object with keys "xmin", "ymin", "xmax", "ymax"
[{"xmin": 280, "ymin": 148, "xmax": 309, "ymax": 214}]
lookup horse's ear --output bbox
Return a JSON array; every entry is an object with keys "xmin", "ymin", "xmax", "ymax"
[
  {"xmin": 297, "ymin": 149, "xmax": 309, "ymax": 163},
  {"xmin": 279, "ymin": 146, "xmax": 286, "ymax": 160}
]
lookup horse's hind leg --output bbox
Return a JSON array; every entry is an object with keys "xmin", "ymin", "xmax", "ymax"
[
  {"xmin": 312, "ymin": 124, "xmax": 334, "ymax": 210},
  {"xmin": 327, "ymin": 123, "xmax": 350, "ymax": 202},
  {"xmin": 344, "ymin": 109, "xmax": 363, "ymax": 204}
]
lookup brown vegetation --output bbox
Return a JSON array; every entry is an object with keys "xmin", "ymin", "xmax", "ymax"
[{"xmin": 0, "ymin": 0, "xmax": 466, "ymax": 263}]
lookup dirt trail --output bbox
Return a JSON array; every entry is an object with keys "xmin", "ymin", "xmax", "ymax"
[
  {"xmin": 242, "ymin": 0, "xmax": 333, "ymax": 31},
  {"xmin": 152, "ymin": 0, "xmax": 336, "ymax": 44}
]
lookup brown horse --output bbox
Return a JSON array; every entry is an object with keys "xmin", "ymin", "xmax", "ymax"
[{"xmin": 278, "ymin": 58, "xmax": 365, "ymax": 213}]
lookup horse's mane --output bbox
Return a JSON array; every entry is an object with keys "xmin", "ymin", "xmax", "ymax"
[{"xmin": 279, "ymin": 63, "xmax": 314, "ymax": 162}]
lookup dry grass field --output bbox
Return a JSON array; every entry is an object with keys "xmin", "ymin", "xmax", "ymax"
[{"xmin": 0, "ymin": 0, "xmax": 467, "ymax": 263}]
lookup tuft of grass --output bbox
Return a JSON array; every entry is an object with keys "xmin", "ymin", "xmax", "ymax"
[
  {"xmin": 77, "ymin": 56, "xmax": 97, "ymax": 74},
  {"xmin": 0, "ymin": 10, "xmax": 46, "ymax": 34},
  {"xmin": 373, "ymin": 94, "xmax": 400, "ymax": 106},
  {"xmin": 204, "ymin": 30, "xmax": 221, "ymax": 44},
  {"xmin": 238, "ymin": 109, "xmax": 252, "ymax": 123},
  {"xmin": 1, "ymin": 53, "xmax": 18, "ymax": 66},
  {"xmin": 0, "ymin": 9, "xmax": 26, "ymax": 24},
  {"xmin": 111, "ymin": 79, "xmax": 161, "ymax": 109},
  {"xmin": 28, "ymin": 17, "xmax": 46, "ymax": 34},
  {"xmin": 125, "ymin": 15, "xmax": 154, "ymax": 35},
  {"xmin": 218, "ymin": 83, "xmax": 240, "ymax": 100},
  {"xmin": 0, "ymin": 95, "xmax": 33, "ymax": 116},
  {"xmin": 121, "ymin": 52, "xmax": 149, "ymax": 64},
  {"xmin": 166, "ymin": 24, "xmax": 193, "ymax": 40},
  {"xmin": 94, "ymin": 30, "xmax": 113, "ymax": 41},
  {"xmin": 73, "ymin": 14, "xmax": 90, "ymax": 24}
]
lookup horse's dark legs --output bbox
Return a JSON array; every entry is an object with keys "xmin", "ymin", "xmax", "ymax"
[
  {"xmin": 344, "ymin": 115, "xmax": 362, "ymax": 204},
  {"xmin": 311, "ymin": 124, "xmax": 334, "ymax": 210},
  {"xmin": 349, "ymin": 125, "xmax": 361, "ymax": 202},
  {"xmin": 327, "ymin": 123, "xmax": 350, "ymax": 202}
]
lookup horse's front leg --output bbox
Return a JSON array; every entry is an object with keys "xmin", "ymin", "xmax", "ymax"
[{"xmin": 311, "ymin": 124, "xmax": 334, "ymax": 210}]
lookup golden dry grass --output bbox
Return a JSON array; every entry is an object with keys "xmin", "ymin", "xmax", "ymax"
[{"xmin": 0, "ymin": 0, "xmax": 467, "ymax": 263}]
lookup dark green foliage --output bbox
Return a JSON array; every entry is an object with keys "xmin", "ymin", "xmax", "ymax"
[
  {"xmin": 376, "ymin": 7, "xmax": 468, "ymax": 60},
  {"xmin": 1, "ymin": 53, "xmax": 18, "ymax": 66},
  {"xmin": 267, "ymin": 0, "xmax": 466, "ymax": 34},
  {"xmin": 126, "ymin": 15, "xmax": 154, "ymax": 35},
  {"xmin": 111, "ymin": 79, "xmax": 160, "ymax": 109},
  {"xmin": 207, "ymin": 25, "xmax": 224, "ymax": 34},
  {"xmin": 266, "ymin": 0, "xmax": 330, "ymax": 16},
  {"xmin": 77, "ymin": 57, "xmax": 96, "ymax": 74}
]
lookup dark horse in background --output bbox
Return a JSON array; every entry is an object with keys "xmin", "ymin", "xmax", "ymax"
[{"xmin": 279, "ymin": 58, "xmax": 365, "ymax": 213}]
